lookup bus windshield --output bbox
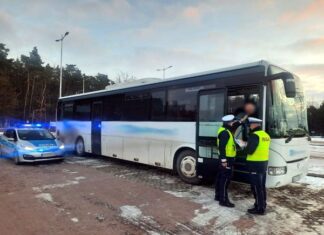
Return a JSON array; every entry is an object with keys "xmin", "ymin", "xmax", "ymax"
[{"xmin": 268, "ymin": 77, "xmax": 308, "ymax": 138}]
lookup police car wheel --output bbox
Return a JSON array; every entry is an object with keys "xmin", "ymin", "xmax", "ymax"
[
  {"xmin": 75, "ymin": 138, "xmax": 85, "ymax": 156},
  {"xmin": 14, "ymin": 156, "xmax": 21, "ymax": 165},
  {"xmin": 176, "ymin": 150, "xmax": 201, "ymax": 185}
]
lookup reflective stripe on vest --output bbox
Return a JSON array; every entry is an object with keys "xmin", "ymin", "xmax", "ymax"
[
  {"xmin": 247, "ymin": 130, "xmax": 271, "ymax": 162},
  {"xmin": 217, "ymin": 127, "xmax": 236, "ymax": 157}
]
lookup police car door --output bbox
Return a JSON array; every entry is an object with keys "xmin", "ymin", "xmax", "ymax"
[{"xmin": 196, "ymin": 89, "xmax": 226, "ymax": 181}]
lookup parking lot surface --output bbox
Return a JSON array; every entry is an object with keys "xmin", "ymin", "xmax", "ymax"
[{"xmin": 0, "ymin": 155, "xmax": 323, "ymax": 235}]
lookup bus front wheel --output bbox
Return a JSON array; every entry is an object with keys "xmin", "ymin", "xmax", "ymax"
[
  {"xmin": 176, "ymin": 149, "xmax": 201, "ymax": 185},
  {"xmin": 75, "ymin": 138, "xmax": 85, "ymax": 156}
]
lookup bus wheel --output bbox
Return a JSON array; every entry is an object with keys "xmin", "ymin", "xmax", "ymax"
[
  {"xmin": 176, "ymin": 150, "xmax": 201, "ymax": 184},
  {"xmin": 75, "ymin": 138, "xmax": 85, "ymax": 156}
]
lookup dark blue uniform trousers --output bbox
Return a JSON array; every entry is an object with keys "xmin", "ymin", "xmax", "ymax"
[
  {"xmin": 215, "ymin": 158, "xmax": 235, "ymax": 202},
  {"xmin": 248, "ymin": 161, "xmax": 268, "ymax": 210}
]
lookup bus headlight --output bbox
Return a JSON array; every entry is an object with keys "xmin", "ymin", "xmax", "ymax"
[
  {"xmin": 268, "ymin": 166, "xmax": 287, "ymax": 175},
  {"xmin": 59, "ymin": 144, "xmax": 65, "ymax": 150}
]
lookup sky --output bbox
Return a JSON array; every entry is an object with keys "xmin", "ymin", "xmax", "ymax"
[{"xmin": 1, "ymin": 0, "xmax": 324, "ymax": 104}]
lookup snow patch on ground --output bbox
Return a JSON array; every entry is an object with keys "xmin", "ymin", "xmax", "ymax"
[
  {"xmin": 120, "ymin": 205, "xmax": 142, "ymax": 220},
  {"xmin": 67, "ymin": 158, "xmax": 105, "ymax": 166},
  {"xmin": 167, "ymin": 187, "xmax": 246, "ymax": 231},
  {"xmin": 62, "ymin": 169, "xmax": 78, "ymax": 174},
  {"xmin": 92, "ymin": 164, "xmax": 112, "ymax": 168},
  {"xmin": 165, "ymin": 184, "xmax": 322, "ymax": 234},
  {"xmin": 119, "ymin": 205, "xmax": 161, "ymax": 234},
  {"xmin": 310, "ymin": 140, "xmax": 324, "ymax": 158},
  {"xmin": 71, "ymin": 217, "xmax": 79, "ymax": 223},
  {"xmin": 296, "ymin": 176, "xmax": 324, "ymax": 189},
  {"xmin": 35, "ymin": 193, "xmax": 53, "ymax": 203},
  {"xmin": 32, "ymin": 176, "xmax": 86, "ymax": 192},
  {"xmin": 311, "ymin": 137, "xmax": 324, "ymax": 142},
  {"xmin": 74, "ymin": 176, "xmax": 86, "ymax": 181}
]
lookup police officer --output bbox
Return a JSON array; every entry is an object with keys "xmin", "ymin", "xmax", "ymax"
[
  {"xmin": 245, "ymin": 117, "xmax": 271, "ymax": 215},
  {"xmin": 215, "ymin": 114, "xmax": 238, "ymax": 207}
]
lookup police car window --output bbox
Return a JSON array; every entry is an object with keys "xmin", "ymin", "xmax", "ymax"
[
  {"xmin": 5, "ymin": 129, "xmax": 16, "ymax": 139},
  {"xmin": 18, "ymin": 130, "xmax": 54, "ymax": 140}
]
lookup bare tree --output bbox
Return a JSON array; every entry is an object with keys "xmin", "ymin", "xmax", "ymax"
[{"xmin": 114, "ymin": 71, "xmax": 137, "ymax": 84}]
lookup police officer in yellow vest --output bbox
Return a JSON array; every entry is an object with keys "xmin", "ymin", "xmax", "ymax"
[
  {"xmin": 246, "ymin": 117, "xmax": 271, "ymax": 215},
  {"xmin": 215, "ymin": 114, "xmax": 239, "ymax": 207}
]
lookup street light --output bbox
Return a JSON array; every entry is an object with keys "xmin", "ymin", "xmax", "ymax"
[
  {"xmin": 55, "ymin": 31, "xmax": 69, "ymax": 98},
  {"xmin": 157, "ymin": 65, "xmax": 173, "ymax": 79}
]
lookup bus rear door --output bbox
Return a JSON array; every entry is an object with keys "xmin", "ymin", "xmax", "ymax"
[
  {"xmin": 196, "ymin": 89, "xmax": 226, "ymax": 181},
  {"xmin": 91, "ymin": 101, "xmax": 103, "ymax": 155}
]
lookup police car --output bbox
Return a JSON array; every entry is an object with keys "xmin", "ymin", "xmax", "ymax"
[{"xmin": 0, "ymin": 124, "xmax": 65, "ymax": 164}]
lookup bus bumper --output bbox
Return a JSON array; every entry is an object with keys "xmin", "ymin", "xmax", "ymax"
[{"xmin": 266, "ymin": 157, "xmax": 309, "ymax": 188}]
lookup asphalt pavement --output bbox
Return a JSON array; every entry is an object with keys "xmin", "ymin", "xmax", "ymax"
[{"xmin": 0, "ymin": 154, "xmax": 323, "ymax": 235}]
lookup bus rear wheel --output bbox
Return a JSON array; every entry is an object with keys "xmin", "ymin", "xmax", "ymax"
[
  {"xmin": 75, "ymin": 138, "xmax": 85, "ymax": 156},
  {"xmin": 176, "ymin": 149, "xmax": 201, "ymax": 185}
]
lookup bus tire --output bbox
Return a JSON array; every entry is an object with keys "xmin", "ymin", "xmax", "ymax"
[
  {"xmin": 176, "ymin": 149, "xmax": 201, "ymax": 185},
  {"xmin": 75, "ymin": 137, "xmax": 85, "ymax": 156}
]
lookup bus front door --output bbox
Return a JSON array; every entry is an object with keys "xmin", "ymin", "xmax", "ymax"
[
  {"xmin": 196, "ymin": 89, "xmax": 226, "ymax": 181},
  {"xmin": 91, "ymin": 101, "xmax": 102, "ymax": 155}
]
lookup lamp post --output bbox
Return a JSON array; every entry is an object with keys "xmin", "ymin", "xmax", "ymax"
[
  {"xmin": 55, "ymin": 31, "xmax": 69, "ymax": 98},
  {"xmin": 157, "ymin": 65, "xmax": 173, "ymax": 79},
  {"xmin": 83, "ymin": 76, "xmax": 85, "ymax": 93}
]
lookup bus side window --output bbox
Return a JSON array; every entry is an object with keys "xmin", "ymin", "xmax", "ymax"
[
  {"xmin": 123, "ymin": 92, "xmax": 151, "ymax": 121},
  {"xmin": 75, "ymin": 102, "xmax": 91, "ymax": 121},
  {"xmin": 227, "ymin": 95, "xmax": 245, "ymax": 115},
  {"xmin": 63, "ymin": 103, "xmax": 74, "ymax": 120},
  {"xmin": 167, "ymin": 87, "xmax": 197, "ymax": 121},
  {"xmin": 151, "ymin": 90, "xmax": 166, "ymax": 121},
  {"xmin": 104, "ymin": 95, "xmax": 124, "ymax": 121}
]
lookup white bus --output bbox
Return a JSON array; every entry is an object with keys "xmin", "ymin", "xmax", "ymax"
[{"xmin": 57, "ymin": 61, "xmax": 310, "ymax": 187}]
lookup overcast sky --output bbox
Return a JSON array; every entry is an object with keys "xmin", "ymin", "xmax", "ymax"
[{"xmin": 1, "ymin": 0, "xmax": 324, "ymax": 104}]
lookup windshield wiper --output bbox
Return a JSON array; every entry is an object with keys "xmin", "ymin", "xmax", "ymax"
[
  {"xmin": 299, "ymin": 126, "xmax": 311, "ymax": 141},
  {"xmin": 285, "ymin": 131, "xmax": 295, "ymax": 143},
  {"xmin": 285, "ymin": 128, "xmax": 309, "ymax": 143}
]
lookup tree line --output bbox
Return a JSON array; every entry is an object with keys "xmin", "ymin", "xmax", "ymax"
[
  {"xmin": 307, "ymin": 104, "xmax": 324, "ymax": 136},
  {"xmin": 0, "ymin": 43, "xmax": 114, "ymax": 126}
]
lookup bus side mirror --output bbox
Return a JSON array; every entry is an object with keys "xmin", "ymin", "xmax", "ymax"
[
  {"xmin": 269, "ymin": 72, "xmax": 296, "ymax": 98},
  {"xmin": 283, "ymin": 76, "xmax": 296, "ymax": 98}
]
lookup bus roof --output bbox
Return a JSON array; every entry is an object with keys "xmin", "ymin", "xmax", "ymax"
[{"xmin": 59, "ymin": 60, "xmax": 288, "ymax": 101}]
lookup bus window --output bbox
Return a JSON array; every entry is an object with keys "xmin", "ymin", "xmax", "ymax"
[
  {"xmin": 75, "ymin": 102, "xmax": 91, "ymax": 121},
  {"xmin": 104, "ymin": 95, "xmax": 124, "ymax": 121},
  {"xmin": 151, "ymin": 90, "xmax": 166, "ymax": 121},
  {"xmin": 228, "ymin": 95, "xmax": 245, "ymax": 114},
  {"xmin": 123, "ymin": 92, "xmax": 150, "ymax": 121},
  {"xmin": 227, "ymin": 86, "xmax": 261, "ymax": 117},
  {"xmin": 63, "ymin": 103, "xmax": 74, "ymax": 120},
  {"xmin": 167, "ymin": 87, "xmax": 197, "ymax": 121}
]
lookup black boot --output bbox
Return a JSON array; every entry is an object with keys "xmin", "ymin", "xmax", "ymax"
[
  {"xmin": 247, "ymin": 207, "xmax": 265, "ymax": 215},
  {"xmin": 219, "ymin": 200, "xmax": 235, "ymax": 208},
  {"xmin": 214, "ymin": 195, "xmax": 220, "ymax": 201}
]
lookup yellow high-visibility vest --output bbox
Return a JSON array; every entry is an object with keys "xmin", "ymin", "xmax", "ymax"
[
  {"xmin": 247, "ymin": 130, "xmax": 271, "ymax": 162},
  {"xmin": 217, "ymin": 127, "xmax": 236, "ymax": 157}
]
